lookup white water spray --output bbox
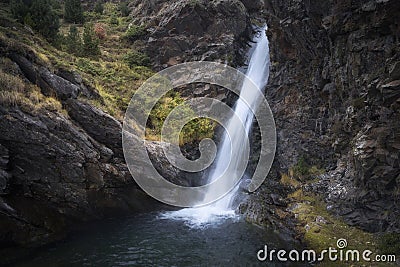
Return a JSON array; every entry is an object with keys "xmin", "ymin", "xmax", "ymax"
[{"xmin": 160, "ymin": 26, "xmax": 270, "ymax": 227}]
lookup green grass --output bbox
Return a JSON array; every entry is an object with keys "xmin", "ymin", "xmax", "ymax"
[{"xmin": 0, "ymin": 62, "xmax": 63, "ymax": 114}]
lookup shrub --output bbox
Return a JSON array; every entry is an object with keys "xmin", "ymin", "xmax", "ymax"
[
  {"xmin": 123, "ymin": 24, "xmax": 145, "ymax": 41},
  {"xmin": 103, "ymin": 2, "xmax": 117, "ymax": 15},
  {"xmin": 64, "ymin": 0, "xmax": 84, "ymax": 24},
  {"xmin": 94, "ymin": 23, "xmax": 106, "ymax": 40},
  {"xmin": 123, "ymin": 51, "xmax": 150, "ymax": 68},
  {"xmin": 146, "ymin": 91, "xmax": 215, "ymax": 145},
  {"xmin": 66, "ymin": 25, "xmax": 82, "ymax": 55},
  {"xmin": 293, "ymin": 157, "xmax": 310, "ymax": 177},
  {"xmin": 94, "ymin": 0, "xmax": 104, "ymax": 15},
  {"xmin": 109, "ymin": 14, "xmax": 119, "ymax": 26},
  {"xmin": 119, "ymin": 2, "xmax": 129, "ymax": 17}
]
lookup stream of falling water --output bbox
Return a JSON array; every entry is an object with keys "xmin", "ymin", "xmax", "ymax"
[{"xmin": 160, "ymin": 26, "xmax": 271, "ymax": 228}]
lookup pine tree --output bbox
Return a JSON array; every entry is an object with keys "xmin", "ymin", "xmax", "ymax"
[
  {"xmin": 66, "ymin": 25, "xmax": 82, "ymax": 55},
  {"xmin": 30, "ymin": 0, "xmax": 60, "ymax": 38},
  {"xmin": 10, "ymin": 0, "xmax": 60, "ymax": 40},
  {"xmin": 94, "ymin": 0, "xmax": 103, "ymax": 15},
  {"xmin": 82, "ymin": 23, "xmax": 100, "ymax": 56},
  {"xmin": 119, "ymin": 2, "xmax": 129, "ymax": 17},
  {"xmin": 64, "ymin": 0, "xmax": 84, "ymax": 24}
]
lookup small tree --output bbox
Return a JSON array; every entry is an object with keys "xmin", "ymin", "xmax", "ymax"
[
  {"xmin": 119, "ymin": 2, "xmax": 129, "ymax": 17},
  {"xmin": 64, "ymin": 0, "xmax": 84, "ymax": 24},
  {"xmin": 30, "ymin": 0, "xmax": 60, "ymax": 38},
  {"xmin": 123, "ymin": 51, "xmax": 150, "ymax": 68},
  {"xmin": 66, "ymin": 25, "xmax": 82, "ymax": 55},
  {"xmin": 94, "ymin": 0, "xmax": 103, "ymax": 14},
  {"xmin": 82, "ymin": 23, "xmax": 100, "ymax": 56}
]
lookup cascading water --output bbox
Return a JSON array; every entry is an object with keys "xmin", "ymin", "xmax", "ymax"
[{"xmin": 160, "ymin": 26, "xmax": 270, "ymax": 227}]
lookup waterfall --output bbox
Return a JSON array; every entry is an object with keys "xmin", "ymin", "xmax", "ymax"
[
  {"xmin": 160, "ymin": 26, "xmax": 270, "ymax": 227},
  {"xmin": 204, "ymin": 25, "xmax": 270, "ymax": 210}
]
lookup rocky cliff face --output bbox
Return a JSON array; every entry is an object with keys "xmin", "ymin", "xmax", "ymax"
[
  {"xmin": 130, "ymin": 0, "xmax": 251, "ymax": 69},
  {"xmin": 243, "ymin": 0, "xmax": 399, "ymax": 233},
  {"xmin": 0, "ymin": 53, "xmax": 160, "ymax": 249}
]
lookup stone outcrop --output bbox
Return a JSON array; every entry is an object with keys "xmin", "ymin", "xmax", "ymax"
[
  {"xmin": 0, "ymin": 53, "xmax": 163, "ymax": 249},
  {"xmin": 65, "ymin": 99, "xmax": 124, "ymax": 158},
  {"xmin": 130, "ymin": 0, "xmax": 251, "ymax": 69}
]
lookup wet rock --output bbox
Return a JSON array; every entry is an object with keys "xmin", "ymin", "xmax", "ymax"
[
  {"xmin": 145, "ymin": 141, "xmax": 204, "ymax": 187},
  {"xmin": 380, "ymin": 80, "xmax": 400, "ymax": 103},
  {"xmin": 389, "ymin": 61, "xmax": 400, "ymax": 80},
  {"xmin": 0, "ymin": 144, "xmax": 10, "ymax": 195},
  {"xmin": 240, "ymin": 0, "xmax": 263, "ymax": 12}
]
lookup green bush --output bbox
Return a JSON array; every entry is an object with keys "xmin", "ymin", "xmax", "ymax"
[
  {"xmin": 10, "ymin": 0, "xmax": 60, "ymax": 40},
  {"xmin": 147, "ymin": 91, "xmax": 215, "ymax": 145},
  {"xmin": 82, "ymin": 23, "xmax": 100, "ymax": 56},
  {"xmin": 123, "ymin": 51, "xmax": 150, "ymax": 67},
  {"xmin": 119, "ymin": 2, "xmax": 129, "ymax": 17},
  {"xmin": 66, "ymin": 25, "xmax": 82, "ymax": 55},
  {"xmin": 123, "ymin": 24, "xmax": 145, "ymax": 41},
  {"xmin": 293, "ymin": 157, "xmax": 310, "ymax": 177},
  {"xmin": 94, "ymin": 0, "xmax": 104, "ymax": 15},
  {"xmin": 64, "ymin": 0, "xmax": 84, "ymax": 24},
  {"xmin": 109, "ymin": 14, "xmax": 119, "ymax": 26}
]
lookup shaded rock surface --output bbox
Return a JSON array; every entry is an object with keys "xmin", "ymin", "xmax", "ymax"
[
  {"xmin": 130, "ymin": 0, "xmax": 251, "ymax": 69},
  {"xmin": 0, "ymin": 54, "xmax": 163, "ymax": 249},
  {"xmin": 243, "ymin": 0, "xmax": 400, "ymax": 233},
  {"xmin": 65, "ymin": 99, "xmax": 123, "ymax": 158}
]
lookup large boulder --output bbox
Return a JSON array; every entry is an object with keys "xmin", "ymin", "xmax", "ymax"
[
  {"xmin": 39, "ymin": 67, "xmax": 80, "ymax": 100},
  {"xmin": 0, "ymin": 105, "xmax": 157, "ymax": 247}
]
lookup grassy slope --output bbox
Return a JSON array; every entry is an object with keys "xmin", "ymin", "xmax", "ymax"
[
  {"xmin": 0, "ymin": 1, "xmax": 214, "ymax": 144},
  {"xmin": 0, "ymin": 2, "xmax": 152, "ymax": 118}
]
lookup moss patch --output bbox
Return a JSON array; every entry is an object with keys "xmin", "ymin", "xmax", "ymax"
[{"xmin": 280, "ymin": 160, "xmax": 398, "ymax": 266}]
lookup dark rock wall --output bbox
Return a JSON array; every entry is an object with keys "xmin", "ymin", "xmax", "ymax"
[
  {"xmin": 244, "ymin": 0, "xmax": 399, "ymax": 232},
  {"xmin": 0, "ymin": 54, "xmax": 159, "ymax": 248},
  {"xmin": 130, "ymin": 0, "xmax": 251, "ymax": 69}
]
